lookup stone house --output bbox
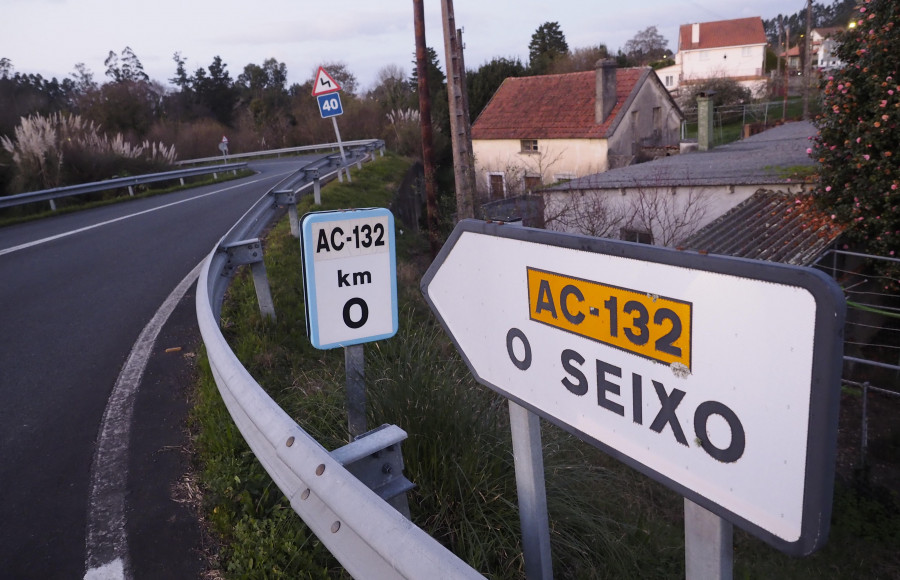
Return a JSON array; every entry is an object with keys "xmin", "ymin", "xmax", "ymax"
[{"xmin": 470, "ymin": 61, "xmax": 683, "ymax": 201}]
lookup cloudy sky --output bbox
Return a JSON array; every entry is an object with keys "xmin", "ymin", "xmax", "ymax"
[{"xmin": 2, "ymin": 0, "xmax": 798, "ymax": 92}]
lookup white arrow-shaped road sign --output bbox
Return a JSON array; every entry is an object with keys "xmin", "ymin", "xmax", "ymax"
[{"xmin": 421, "ymin": 219, "xmax": 845, "ymax": 557}]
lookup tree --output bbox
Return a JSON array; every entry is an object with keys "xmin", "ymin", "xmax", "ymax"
[
  {"xmin": 811, "ymin": 0, "xmax": 900, "ymax": 288},
  {"xmin": 312, "ymin": 61, "xmax": 357, "ymax": 96},
  {"xmin": 546, "ymin": 45, "xmax": 610, "ymax": 75},
  {"xmin": 368, "ymin": 65, "xmax": 411, "ymax": 113},
  {"xmin": 623, "ymin": 26, "xmax": 669, "ymax": 66},
  {"xmin": 409, "ymin": 47, "xmax": 448, "ymax": 132},
  {"xmin": 678, "ymin": 76, "xmax": 751, "ymax": 109},
  {"xmin": 466, "ymin": 57, "xmax": 526, "ymax": 120},
  {"xmin": 194, "ymin": 56, "xmax": 237, "ymax": 126},
  {"xmin": 104, "ymin": 47, "xmax": 149, "ymax": 83},
  {"xmin": 528, "ymin": 22, "xmax": 569, "ymax": 75}
]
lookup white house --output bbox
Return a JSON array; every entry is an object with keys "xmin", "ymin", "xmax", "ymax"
[
  {"xmin": 657, "ymin": 17, "xmax": 768, "ymax": 97},
  {"xmin": 811, "ymin": 27, "xmax": 845, "ymax": 71},
  {"xmin": 471, "ymin": 61, "xmax": 683, "ymax": 201}
]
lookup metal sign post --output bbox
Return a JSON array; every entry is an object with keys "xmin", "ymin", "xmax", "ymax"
[
  {"xmin": 312, "ymin": 67, "xmax": 350, "ymax": 183},
  {"xmin": 422, "ymin": 219, "xmax": 845, "ymax": 570}
]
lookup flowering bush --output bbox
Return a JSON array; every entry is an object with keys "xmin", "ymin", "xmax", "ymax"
[{"xmin": 811, "ymin": 0, "xmax": 899, "ymax": 285}]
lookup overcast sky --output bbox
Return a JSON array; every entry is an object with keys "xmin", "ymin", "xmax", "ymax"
[{"xmin": 2, "ymin": 0, "xmax": 799, "ymax": 93}]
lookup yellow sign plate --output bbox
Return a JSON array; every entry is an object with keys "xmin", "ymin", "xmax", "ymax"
[{"xmin": 527, "ymin": 267, "xmax": 692, "ymax": 368}]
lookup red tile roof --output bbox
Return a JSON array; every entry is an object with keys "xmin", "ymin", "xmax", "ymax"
[
  {"xmin": 679, "ymin": 17, "xmax": 767, "ymax": 51},
  {"xmin": 471, "ymin": 68, "xmax": 646, "ymax": 141}
]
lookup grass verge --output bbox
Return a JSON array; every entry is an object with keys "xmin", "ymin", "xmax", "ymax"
[{"xmin": 193, "ymin": 152, "xmax": 900, "ymax": 578}]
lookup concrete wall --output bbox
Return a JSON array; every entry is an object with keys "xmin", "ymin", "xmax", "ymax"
[{"xmin": 543, "ymin": 183, "xmax": 769, "ymax": 246}]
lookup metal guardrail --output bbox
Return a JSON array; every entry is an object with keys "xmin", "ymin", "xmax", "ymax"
[
  {"xmin": 0, "ymin": 163, "xmax": 249, "ymax": 211},
  {"xmin": 195, "ymin": 143, "xmax": 483, "ymax": 578},
  {"xmin": 177, "ymin": 139, "xmax": 384, "ymax": 166}
]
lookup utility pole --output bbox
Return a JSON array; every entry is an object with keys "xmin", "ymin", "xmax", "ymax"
[
  {"xmin": 413, "ymin": 0, "xmax": 441, "ymax": 258},
  {"xmin": 440, "ymin": 0, "xmax": 477, "ymax": 221},
  {"xmin": 802, "ymin": 0, "xmax": 813, "ymax": 120}
]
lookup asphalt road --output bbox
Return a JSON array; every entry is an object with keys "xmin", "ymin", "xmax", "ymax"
[{"xmin": 0, "ymin": 158, "xmax": 314, "ymax": 579}]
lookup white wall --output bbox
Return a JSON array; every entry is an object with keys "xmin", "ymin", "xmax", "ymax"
[
  {"xmin": 681, "ymin": 45, "xmax": 766, "ymax": 81},
  {"xmin": 542, "ymin": 182, "xmax": 807, "ymax": 246},
  {"xmin": 472, "ymin": 138, "xmax": 609, "ymax": 196}
]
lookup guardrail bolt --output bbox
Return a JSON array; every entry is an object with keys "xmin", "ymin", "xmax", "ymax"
[
  {"xmin": 331, "ymin": 521, "xmax": 341, "ymax": 533},
  {"xmin": 382, "ymin": 463, "xmax": 393, "ymax": 475},
  {"xmin": 316, "ymin": 464, "xmax": 326, "ymax": 476},
  {"xmin": 300, "ymin": 489, "xmax": 310, "ymax": 501},
  {"xmin": 286, "ymin": 436, "xmax": 295, "ymax": 447}
]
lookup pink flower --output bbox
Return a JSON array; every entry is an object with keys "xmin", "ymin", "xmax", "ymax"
[
  {"xmin": 892, "ymin": 184, "xmax": 898, "ymax": 190},
  {"xmin": 881, "ymin": 100, "xmax": 888, "ymax": 107},
  {"xmin": 857, "ymin": 137, "xmax": 862, "ymax": 143},
  {"xmin": 807, "ymin": 148, "xmax": 813, "ymax": 154},
  {"xmin": 831, "ymin": 214, "xmax": 837, "ymax": 220},
  {"xmin": 864, "ymin": 154, "xmax": 871, "ymax": 160},
  {"xmin": 826, "ymin": 186, "xmax": 832, "ymax": 192}
]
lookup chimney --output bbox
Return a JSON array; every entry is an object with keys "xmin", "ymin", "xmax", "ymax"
[
  {"xmin": 691, "ymin": 23, "xmax": 700, "ymax": 44},
  {"xmin": 595, "ymin": 59, "xmax": 617, "ymax": 124}
]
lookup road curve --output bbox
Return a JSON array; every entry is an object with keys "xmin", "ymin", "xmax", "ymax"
[{"xmin": 0, "ymin": 158, "xmax": 314, "ymax": 578}]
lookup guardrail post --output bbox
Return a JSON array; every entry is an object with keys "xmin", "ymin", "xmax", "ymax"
[
  {"xmin": 49, "ymin": 199, "xmax": 57, "ymax": 211},
  {"xmin": 180, "ymin": 178, "xmax": 185, "ymax": 186},
  {"xmin": 273, "ymin": 190, "xmax": 300, "ymax": 238},
  {"xmin": 331, "ymin": 424, "xmax": 415, "ymax": 519},
  {"xmin": 220, "ymin": 239, "xmax": 276, "ymax": 321},
  {"xmin": 128, "ymin": 185, "xmax": 135, "ymax": 197}
]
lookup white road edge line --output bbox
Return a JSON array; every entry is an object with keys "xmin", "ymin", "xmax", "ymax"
[
  {"xmin": 0, "ymin": 176, "xmax": 273, "ymax": 258},
  {"xmin": 83, "ymin": 261, "xmax": 203, "ymax": 580}
]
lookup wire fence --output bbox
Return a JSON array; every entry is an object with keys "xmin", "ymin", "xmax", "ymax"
[
  {"xmin": 680, "ymin": 100, "xmax": 814, "ymax": 146},
  {"xmin": 812, "ymin": 249, "xmax": 900, "ymax": 480}
]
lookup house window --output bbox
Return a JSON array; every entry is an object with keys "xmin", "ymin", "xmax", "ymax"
[
  {"xmin": 488, "ymin": 173, "xmax": 505, "ymax": 200},
  {"xmin": 520, "ymin": 139, "xmax": 539, "ymax": 153},
  {"xmin": 620, "ymin": 227, "xmax": 653, "ymax": 245},
  {"xmin": 665, "ymin": 75, "xmax": 673, "ymax": 86},
  {"xmin": 524, "ymin": 175, "xmax": 542, "ymax": 192},
  {"xmin": 653, "ymin": 107, "xmax": 662, "ymax": 132},
  {"xmin": 553, "ymin": 172, "xmax": 576, "ymax": 183},
  {"xmin": 742, "ymin": 47, "xmax": 752, "ymax": 57},
  {"xmin": 699, "ymin": 52, "xmax": 709, "ymax": 61}
]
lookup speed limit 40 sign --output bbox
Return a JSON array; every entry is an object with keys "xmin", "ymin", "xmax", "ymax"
[{"xmin": 300, "ymin": 208, "xmax": 398, "ymax": 349}]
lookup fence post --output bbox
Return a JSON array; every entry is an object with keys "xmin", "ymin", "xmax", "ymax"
[{"xmin": 861, "ymin": 381, "xmax": 870, "ymax": 469}]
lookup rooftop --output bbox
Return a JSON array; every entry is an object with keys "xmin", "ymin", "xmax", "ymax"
[
  {"xmin": 471, "ymin": 68, "xmax": 647, "ymax": 141},
  {"xmin": 547, "ymin": 121, "xmax": 818, "ymax": 191},
  {"xmin": 679, "ymin": 17, "xmax": 767, "ymax": 51},
  {"xmin": 683, "ymin": 190, "xmax": 844, "ymax": 266}
]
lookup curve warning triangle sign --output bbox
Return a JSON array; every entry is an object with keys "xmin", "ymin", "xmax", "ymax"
[{"xmin": 312, "ymin": 67, "xmax": 342, "ymax": 96}]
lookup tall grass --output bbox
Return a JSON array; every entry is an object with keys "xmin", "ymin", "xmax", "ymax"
[{"xmin": 0, "ymin": 112, "xmax": 176, "ymax": 195}]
